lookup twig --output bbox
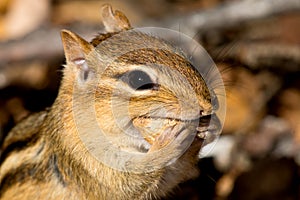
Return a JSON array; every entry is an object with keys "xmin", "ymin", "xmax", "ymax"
[
  {"xmin": 150, "ymin": 0, "xmax": 300, "ymax": 36},
  {"xmin": 0, "ymin": 25, "xmax": 100, "ymax": 66},
  {"xmin": 212, "ymin": 42, "xmax": 300, "ymax": 71}
]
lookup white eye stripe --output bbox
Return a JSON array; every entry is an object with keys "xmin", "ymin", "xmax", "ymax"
[
  {"xmin": 72, "ymin": 58, "xmax": 93, "ymax": 82},
  {"xmin": 73, "ymin": 58, "xmax": 89, "ymax": 72},
  {"xmin": 73, "ymin": 58, "xmax": 86, "ymax": 66}
]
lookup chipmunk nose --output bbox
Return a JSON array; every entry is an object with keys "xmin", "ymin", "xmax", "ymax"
[{"xmin": 197, "ymin": 113, "xmax": 221, "ymax": 141}]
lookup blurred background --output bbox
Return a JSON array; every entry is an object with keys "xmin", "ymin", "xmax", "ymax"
[{"xmin": 0, "ymin": 0, "xmax": 299, "ymax": 199}]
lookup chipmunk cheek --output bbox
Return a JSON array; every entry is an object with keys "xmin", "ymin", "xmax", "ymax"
[
  {"xmin": 132, "ymin": 117, "xmax": 179, "ymax": 145},
  {"xmin": 132, "ymin": 117, "xmax": 157, "ymax": 144}
]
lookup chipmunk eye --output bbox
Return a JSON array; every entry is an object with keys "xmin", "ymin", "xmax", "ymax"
[{"xmin": 124, "ymin": 70, "xmax": 157, "ymax": 90}]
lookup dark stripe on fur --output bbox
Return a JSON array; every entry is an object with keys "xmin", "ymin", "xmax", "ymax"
[
  {"xmin": 0, "ymin": 163, "xmax": 43, "ymax": 197},
  {"xmin": 0, "ymin": 154, "xmax": 67, "ymax": 197},
  {"xmin": 0, "ymin": 132, "xmax": 40, "ymax": 165},
  {"xmin": 48, "ymin": 154, "xmax": 67, "ymax": 187}
]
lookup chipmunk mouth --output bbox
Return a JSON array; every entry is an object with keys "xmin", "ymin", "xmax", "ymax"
[
  {"xmin": 195, "ymin": 113, "xmax": 221, "ymax": 143},
  {"xmin": 132, "ymin": 113, "xmax": 221, "ymax": 145}
]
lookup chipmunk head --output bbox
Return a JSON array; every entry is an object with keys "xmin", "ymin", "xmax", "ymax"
[{"xmin": 60, "ymin": 5, "xmax": 223, "ymax": 169}]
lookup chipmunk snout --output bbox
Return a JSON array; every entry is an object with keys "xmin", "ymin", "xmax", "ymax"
[{"xmin": 196, "ymin": 113, "xmax": 221, "ymax": 142}]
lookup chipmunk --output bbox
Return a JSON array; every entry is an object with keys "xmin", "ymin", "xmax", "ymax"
[{"xmin": 0, "ymin": 4, "xmax": 222, "ymax": 200}]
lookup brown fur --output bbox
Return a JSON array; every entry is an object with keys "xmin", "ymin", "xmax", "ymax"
[{"xmin": 0, "ymin": 4, "xmax": 218, "ymax": 200}]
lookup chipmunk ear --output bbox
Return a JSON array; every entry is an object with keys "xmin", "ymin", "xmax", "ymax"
[
  {"xmin": 61, "ymin": 30, "xmax": 94, "ymax": 63},
  {"xmin": 61, "ymin": 30, "xmax": 95, "ymax": 82},
  {"xmin": 101, "ymin": 4, "xmax": 131, "ymax": 32}
]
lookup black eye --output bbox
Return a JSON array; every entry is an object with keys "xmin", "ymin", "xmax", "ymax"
[{"xmin": 123, "ymin": 70, "xmax": 157, "ymax": 90}]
